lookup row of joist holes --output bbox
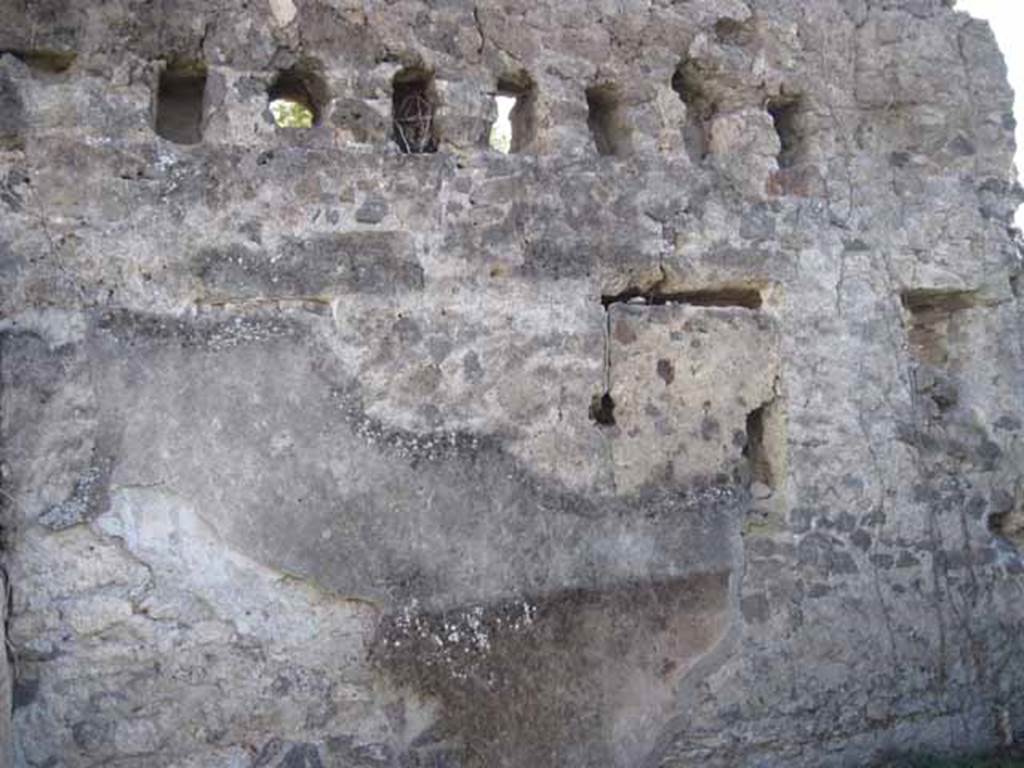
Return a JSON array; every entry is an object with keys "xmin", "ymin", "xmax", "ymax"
[{"xmin": 155, "ymin": 64, "xmax": 803, "ymax": 165}]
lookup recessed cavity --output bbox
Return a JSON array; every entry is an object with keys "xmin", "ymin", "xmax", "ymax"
[
  {"xmin": 743, "ymin": 405, "xmax": 774, "ymax": 489},
  {"xmin": 270, "ymin": 98, "xmax": 314, "ymax": 128},
  {"xmin": 900, "ymin": 289, "xmax": 980, "ymax": 314},
  {"xmin": 269, "ymin": 68, "xmax": 326, "ymax": 128},
  {"xmin": 601, "ymin": 286, "xmax": 763, "ymax": 309},
  {"xmin": 155, "ymin": 64, "xmax": 207, "ymax": 144},
  {"xmin": 589, "ymin": 392, "xmax": 616, "ymax": 427},
  {"xmin": 393, "ymin": 68, "xmax": 438, "ymax": 153},
  {"xmin": 490, "ymin": 95, "xmax": 516, "ymax": 153},
  {"xmin": 742, "ymin": 398, "xmax": 786, "ymax": 530},
  {"xmin": 714, "ymin": 18, "xmax": 752, "ymax": 46},
  {"xmin": 3, "ymin": 49, "xmax": 76, "ymax": 73},
  {"xmin": 989, "ymin": 503, "xmax": 1023, "ymax": 548},
  {"xmin": 767, "ymin": 95, "xmax": 803, "ymax": 169},
  {"xmin": 585, "ymin": 84, "xmax": 631, "ymax": 157},
  {"xmin": 0, "ymin": 65, "xmax": 25, "ymax": 151},
  {"xmin": 901, "ymin": 288, "xmax": 980, "ymax": 366},
  {"xmin": 489, "ymin": 75, "xmax": 536, "ymax": 154},
  {"xmin": 672, "ymin": 62, "xmax": 714, "ymax": 163}
]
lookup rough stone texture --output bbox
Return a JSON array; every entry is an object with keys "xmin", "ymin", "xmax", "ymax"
[{"xmin": 0, "ymin": 0, "xmax": 1023, "ymax": 766}]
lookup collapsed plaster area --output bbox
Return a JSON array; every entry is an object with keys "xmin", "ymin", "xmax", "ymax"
[{"xmin": 1, "ymin": 0, "xmax": 1024, "ymax": 767}]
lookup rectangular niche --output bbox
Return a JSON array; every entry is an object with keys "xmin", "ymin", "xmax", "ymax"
[
  {"xmin": 585, "ymin": 83, "xmax": 632, "ymax": 157},
  {"xmin": 766, "ymin": 95, "xmax": 804, "ymax": 169},
  {"xmin": 489, "ymin": 73, "xmax": 536, "ymax": 154},
  {"xmin": 671, "ymin": 61, "xmax": 714, "ymax": 163},
  {"xmin": 393, "ymin": 68, "xmax": 438, "ymax": 153},
  {"xmin": 900, "ymin": 288, "xmax": 979, "ymax": 366},
  {"xmin": 742, "ymin": 397, "xmax": 786, "ymax": 506},
  {"xmin": 155, "ymin": 63, "xmax": 207, "ymax": 145}
]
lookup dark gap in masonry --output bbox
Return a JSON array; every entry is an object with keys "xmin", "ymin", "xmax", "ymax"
[
  {"xmin": 672, "ymin": 61, "xmax": 714, "ymax": 162},
  {"xmin": 155, "ymin": 63, "xmax": 207, "ymax": 144},
  {"xmin": 767, "ymin": 95, "xmax": 803, "ymax": 169},
  {"xmin": 589, "ymin": 392, "xmax": 616, "ymax": 427},
  {"xmin": 900, "ymin": 288, "xmax": 980, "ymax": 314},
  {"xmin": 2, "ymin": 49, "xmax": 76, "ymax": 73},
  {"xmin": 901, "ymin": 288, "xmax": 980, "ymax": 367},
  {"xmin": 714, "ymin": 17, "xmax": 753, "ymax": 46},
  {"xmin": 743, "ymin": 404, "xmax": 774, "ymax": 489},
  {"xmin": 601, "ymin": 287, "xmax": 763, "ymax": 310},
  {"xmin": 585, "ymin": 83, "xmax": 631, "ymax": 157},
  {"xmin": 393, "ymin": 67, "xmax": 438, "ymax": 153}
]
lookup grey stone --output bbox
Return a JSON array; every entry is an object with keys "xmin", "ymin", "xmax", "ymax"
[
  {"xmin": 192, "ymin": 233, "xmax": 423, "ymax": 299},
  {"xmin": 37, "ymin": 464, "xmax": 109, "ymax": 531},
  {"xmin": 0, "ymin": 68, "xmax": 24, "ymax": 152},
  {"xmin": 355, "ymin": 197, "xmax": 389, "ymax": 224},
  {"xmin": 0, "ymin": 1, "xmax": 1022, "ymax": 767}
]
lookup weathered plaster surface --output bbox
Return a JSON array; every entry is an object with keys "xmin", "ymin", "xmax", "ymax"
[{"xmin": 0, "ymin": 0, "xmax": 1023, "ymax": 766}]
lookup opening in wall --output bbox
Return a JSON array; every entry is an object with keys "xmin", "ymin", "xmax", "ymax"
[
  {"xmin": 671, "ymin": 62, "xmax": 714, "ymax": 163},
  {"xmin": 714, "ymin": 17, "xmax": 753, "ymax": 46},
  {"xmin": 989, "ymin": 494, "xmax": 1024, "ymax": 548},
  {"xmin": 900, "ymin": 288, "xmax": 980, "ymax": 366},
  {"xmin": 3, "ymin": 49, "xmax": 76, "ymax": 74},
  {"xmin": 743, "ymin": 404, "xmax": 774, "ymax": 490},
  {"xmin": 589, "ymin": 392, "xmax": 616, "ymax": 427},
  {"xmin": 155, "ymin": 63, "xmax": 207, "ymax": 144},
  {"xmin": 489, "ymin": 74, "xmax": 536, "ymax": 154},
  {"xmin": 766, "ymin": 95, "xmax": 803, "ymax": 169},
  {"xmin": 490, "ymin": 95, "xmax": 516, "ymax": 153},
  {"xmin": 601, "ymin": 285, "xmax": 763, "ymax": 310},
  {"xmin": 585, "ymin": 84, "xmax": 632, "ymax": 157},
  {"xmin": 742, "ymin": 396, "xmax": 786, "ymax": 532},
  {"xmin": 269, "ymin": 67, "xmax": 326, "ymax": 128},
  {"xmin": 393, "ymin": 68, "xmax": 438, "ymax": 153}
]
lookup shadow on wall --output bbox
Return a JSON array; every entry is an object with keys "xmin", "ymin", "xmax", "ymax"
[{"xmin": 371, "ymin": 571, "xmax": 731, "ymax": 767}]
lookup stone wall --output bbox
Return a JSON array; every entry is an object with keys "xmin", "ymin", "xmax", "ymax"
[{"xmin": 1, "ymin": 0, "xmax": 1023, "ymax": 766}]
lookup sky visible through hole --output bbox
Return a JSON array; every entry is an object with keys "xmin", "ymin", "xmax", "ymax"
[
  {"xmin": 490, "ymin": 94, "xmax": 516, "ymax": 153},
  {"xmin": 957, "ymin": 0, "xmax": 1024, "ymax": 227},
  {"xmin": 270, "ymin": 10, "xmax": 1019, "ymax": 210}
]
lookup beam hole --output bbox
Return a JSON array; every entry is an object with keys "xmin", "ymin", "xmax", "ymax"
[
  {"xmin": 601, "ymin": 286, "xmax": 763, "ymax": 310},
  {"xmin": 585, "ymin": 83, "xmax": 631, "ymax": 157},
  {"xmin": 155, "ymin": 63, "xmax": 207, "ymax": 144},
  {"xmin": 672, "ymin": 61, "xmax": 714, "ymax": 162},
  {"xmin": 393, "ymin": 68, "xmax": 438, "ymax": 153},
  {"xmin": 489, "ymin": 74, "xmax": 536, "ymax": 153},
  {"xmin": 901, "ymin": 289, "xmax": 980, "ymax": 366},
  {"xmin": 589, "ymin": 392, "xmax": 617, "ymax": 427},
  {"xmin": 767, "ymin": 95, "xmax": 804, "ymax": 169},
  {"xmin": 269, "ymin": 67, "xmax": 326, "ymax": 128}
]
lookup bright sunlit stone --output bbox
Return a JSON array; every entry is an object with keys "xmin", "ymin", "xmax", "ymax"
[{"xmin": 957, "ymin": 0, "xmax": 1024, "ymax": 226}]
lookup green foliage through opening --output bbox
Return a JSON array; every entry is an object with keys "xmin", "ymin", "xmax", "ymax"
[{"xmin": 271, "ymin": 98, "xmax": 314, "ymax": 128}]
